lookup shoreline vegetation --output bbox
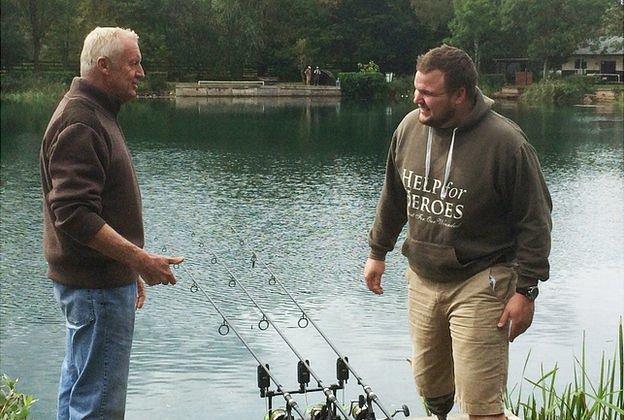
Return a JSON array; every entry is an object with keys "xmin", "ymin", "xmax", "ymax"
[
  {"xmin": 1, "ymin": 71, "xmax": 622, "ymax": 107},
  {"xmin": 504, "ymin": 320, "xmax": 623, "ymax": 420},
  {"xmin": 0, "ymin": 374, "xmax": 37, "ymax": 418}
]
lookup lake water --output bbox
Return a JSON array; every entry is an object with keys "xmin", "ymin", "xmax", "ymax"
[{"xmin": 1, "ymin": 96, "xmax": 622, "ymax": 419}]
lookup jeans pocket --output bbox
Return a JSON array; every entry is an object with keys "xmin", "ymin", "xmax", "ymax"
[{"xmin": 55, "ymin": 285, "xmax": 96, "ymax": 329}]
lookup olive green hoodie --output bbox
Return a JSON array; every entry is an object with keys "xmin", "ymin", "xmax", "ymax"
[{"xmin": 369, "ymin": 90, "xmax": 552, "ymax": 288}]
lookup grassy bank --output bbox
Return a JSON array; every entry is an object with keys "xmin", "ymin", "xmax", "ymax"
[
  {"xmin": 1, "ymin": 72, "xmax": 70, "ymax": 103},
  {"xmin": 1, "ymin": 71, "xmax": 173, "ymax": 102}
]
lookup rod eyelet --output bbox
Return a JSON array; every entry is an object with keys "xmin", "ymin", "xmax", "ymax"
[
  {"xmin": 258, "ymin": 317, "xmax": 269, "ymax": 331},
  {"xmin": 228, "ymin": 278, "xmax": 236, "ymax": 287},
  {"xmin": 268, "ymin": 275, "xmax": 277, "ymax": 286},
  {"xmin": 298, "ymin": 315, "xmax": 309, "ymax": 329},
  {"xmin": 218, "ymin": 321, "xmax": 230, "ymax": 336},
  {"xmin": 190, "ymin": 282, "xmax": 198, "ymax": 293}
]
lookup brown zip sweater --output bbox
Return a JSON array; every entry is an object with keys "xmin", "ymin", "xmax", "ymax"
[
  {"xmin": 40, "ymin": 77, "xmax": 144, "ymax": 288},
  {"xmin": 369, "ymin": 90, "xmax": 552, "ymax": 288}
]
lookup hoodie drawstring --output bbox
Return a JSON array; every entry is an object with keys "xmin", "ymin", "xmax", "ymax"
[{"xmin": 424, "ymin": 127, "xmax": 458, "ymax": 200}]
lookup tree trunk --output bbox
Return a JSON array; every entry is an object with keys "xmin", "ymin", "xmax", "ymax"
[
  {"xmin": 542, "ymin": 57, "xmax": 548, "ymax": 79},
  {"xmin": 28, "ymin": 0, "xmax": 42, "ymax": 72},
  {"xmin": 473, "ymin": 39, "xmax": 480, "ymax": 73},
  {"xmin": 33, "ymin": 38, "xmax": 41, "ymax": 72}
]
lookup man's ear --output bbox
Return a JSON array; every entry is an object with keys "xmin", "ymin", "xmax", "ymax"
[
  {"xmin": 96, "ymin": 56, "xmax": 111, "ymax": 75},
  {"xmin": 453, "ymin": 87, "xmax": 467, "ymax": 105}
]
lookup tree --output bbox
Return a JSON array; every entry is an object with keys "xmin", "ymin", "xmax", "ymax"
[
  {"xmin": 19, "ymin": 0, "xmax": 65, "ymax": 71},
  {"xmin": 447, "ymin": 0, "xmax": 502, "ymax": 72},
  {"xmin": 1, "ymin": 0, "xmax": 28, "ymax": 68},
  {"xmin": 320, "ymin": 0, "xmax": 433, "ymax": 74},
  {"xmin": 502, "ymin": 0, "xmax": 612, "ymax": 78},
  {"xmin": 211, "ymin": 0, "xmax": 262, "ymax": 79},
  {"xmin": 599, "ymin": 0, "xmax": 624, "ymax": 38},
  {"xmin": 410, "ymin": 0, "xmax": 454, "ymax": 31}
]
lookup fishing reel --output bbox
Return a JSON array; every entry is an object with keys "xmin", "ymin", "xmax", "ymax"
[
  {"xmin": 264, "ymin": 408, "xmax": 294, "ymax": 420},
  {"xmin": 307, "ymin": 403, "xmax": 342, "ymax": 420},
  {"xmin": 349, "ymin": 395, "xmax": 410, "ymax": 420}
]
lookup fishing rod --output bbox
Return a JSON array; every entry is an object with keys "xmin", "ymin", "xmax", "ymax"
[
  {"xmin": 161, "ymin": 246, "xmax": 305, "ymax": 420},
  {"xmin": 195, "ymin": 240, "xmax": 352, "ymax": 420},
  {"xmin": 225, "ymin": 225, "xmax": 410, "ymax": 420}
]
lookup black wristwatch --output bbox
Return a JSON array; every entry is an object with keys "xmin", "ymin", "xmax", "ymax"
[{"xmin": 516, "ymin": 286, "xmax": 539, "ymax": 301}]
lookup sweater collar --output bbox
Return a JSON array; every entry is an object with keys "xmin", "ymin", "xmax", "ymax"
[{"xmin": 67, "ymin": 77, "xmax": 122, "ymax": 116}]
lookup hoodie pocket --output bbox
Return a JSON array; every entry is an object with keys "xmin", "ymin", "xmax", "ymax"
[{"xmin": 401, "ymin": 238, "xmax": 468, "ymax": 280}]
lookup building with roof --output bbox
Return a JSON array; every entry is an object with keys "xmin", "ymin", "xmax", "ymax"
[{"xmin": 561, "ymin": 36, "xmax": 624, "ymax": 82}]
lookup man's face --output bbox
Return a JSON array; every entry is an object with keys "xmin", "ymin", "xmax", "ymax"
[
  {"xmin": 107, "ymin": 37, "xmax": 144, "ymax": 103},
  {"xmin": 413, "ymin": 70, "xmax": 457, "ymax": 128}
]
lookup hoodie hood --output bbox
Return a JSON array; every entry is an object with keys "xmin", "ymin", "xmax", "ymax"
[{"xmin": 456, "ymin": 88, "xmax": 495, "ymax": 131}]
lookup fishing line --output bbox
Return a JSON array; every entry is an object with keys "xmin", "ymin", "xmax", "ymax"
[{"xmin": 161, "ymin": 245, "xmax": 306, "ymax": 420}]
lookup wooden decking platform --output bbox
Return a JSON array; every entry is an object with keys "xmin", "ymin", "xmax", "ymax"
[
  {"xmin": 407, "ymin": 410, "xmax": 520, "ymax": 419},
  {"xmin": 492, "ymin": 86, "xmax": 527, "ymax": 100},
  {"xmin": 176, "ymin": 82, "xmax": 340, "ymax": 97}
]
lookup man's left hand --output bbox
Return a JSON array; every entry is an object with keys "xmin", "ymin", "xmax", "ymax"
[
  {"xmin": 497, "ymin": 293, "xmax": 534, "ymax": 342},
  {"xmin": 136, "ymin": 278, "xmax": 147, "ymax": 309}
]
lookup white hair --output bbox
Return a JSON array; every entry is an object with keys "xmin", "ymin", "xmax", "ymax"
[{"xmin": 80, "ymin": 27, "xmax": 139, "ymax": 76}]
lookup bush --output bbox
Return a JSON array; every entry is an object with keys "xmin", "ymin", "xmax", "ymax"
[
  {"xmin": 0, "ymin": 374, "xmax": 37, "ymax": 419},
  {"xmin": 520, "ymin": 76, "xmax": 593, "ymax": 106},
  {"xmin": 338, "ymin": 72, "xmax": 387, "ymax": 100},
  {"xmin": 387, "ymin": 75, "xmax": 414, "ymax": 100},
  {"xmin": 357, "ymin": 60, "xmax": 380, "ymax": 73},
  {"xmin": 139, "ymin": 71, "xmax": 169, "ymax": 94}
]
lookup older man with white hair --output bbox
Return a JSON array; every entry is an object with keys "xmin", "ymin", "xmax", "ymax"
[{"xmin": 40, "ymin": 27, "xmax": 183, "ymax": 419}]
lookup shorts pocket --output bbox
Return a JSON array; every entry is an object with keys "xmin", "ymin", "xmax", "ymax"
[{"xmin": 487, "ymin": 264, "xmax": 517, "ymax": 304}]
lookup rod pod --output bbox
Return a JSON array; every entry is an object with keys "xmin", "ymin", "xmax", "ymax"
[
  {"xmin": 226, "ymin": 226, "xmax": 406, "ymax": 419},
  {"xmin": 199, "ymin": 243, "xmax": 351, "ymax": 420},
  {"xmin": 164, "ymin": 250, "xmax": 305, "ymax": 420}
]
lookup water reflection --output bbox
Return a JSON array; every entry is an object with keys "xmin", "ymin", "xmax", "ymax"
[{"xmin": 1, "ymin": 98, "xmax": 622, "ymax": 419}]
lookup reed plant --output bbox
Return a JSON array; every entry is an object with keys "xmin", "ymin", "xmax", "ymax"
[
  {"xmin": 0, "ymin": 374, "xmax": 37, "ymax": 419},
  {"xmin": 505, "ymin": 320, "xmax": 624, "ymax": 420}
]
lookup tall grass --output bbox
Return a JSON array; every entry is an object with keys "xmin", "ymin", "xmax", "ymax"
[
  {"xmin": 506, "ymin": 320, "xmax": 624, "ymax": 420},
  {"xmin": 519, "ymin": 76, "xmax": 594, "ymax": 106}
]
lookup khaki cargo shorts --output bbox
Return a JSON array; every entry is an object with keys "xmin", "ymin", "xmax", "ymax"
[{"xmin": 407, "ymin": 264, "xmax": 517, "ymax": 415}]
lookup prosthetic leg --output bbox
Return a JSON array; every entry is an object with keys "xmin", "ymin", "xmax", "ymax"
[{"xmin": 425, "ymin": 392, "xmax": 454, "ymax": 420}]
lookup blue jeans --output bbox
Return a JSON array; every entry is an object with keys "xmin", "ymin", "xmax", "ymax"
[{"xmin": 54, "ymin": 281, "xmax": 137, "ymax": 420}]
